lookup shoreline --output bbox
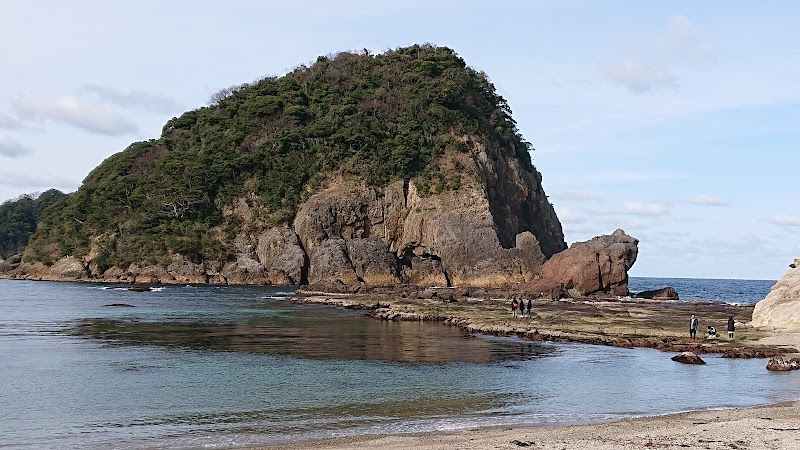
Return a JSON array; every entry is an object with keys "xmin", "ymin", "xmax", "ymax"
[
  {"xmin": 290, "ymin": 291, "xmax": 798, "ymax": 357},
  {"xmin": 258, "ymin": 401, "xmax": 800, "ymax": 450}
]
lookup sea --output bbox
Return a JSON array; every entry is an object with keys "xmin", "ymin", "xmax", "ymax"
[{"xmin": 1, "ymin": 277, "xmax": 797, "ymax": 449}]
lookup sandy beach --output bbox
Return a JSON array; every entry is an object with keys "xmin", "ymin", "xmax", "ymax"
[{"xmin": 262, "ymin": 401, "xmax": 800, "ymax": 450}]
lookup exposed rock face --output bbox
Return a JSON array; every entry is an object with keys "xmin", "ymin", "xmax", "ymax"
[
  {"xmin": 130, "ymin": 264, "xmax": 173, "ymax": 284},
  {"xmin": 308, "ymin": 238, "xmax": 361, "ymax": 286},
  {"xmin": 166, "ymin": 259, "xmax": 207, "ymax": 284},
  {"xmin": 521, "ymin": 229, "xmax": 638, "ymax": 297},
  {"xmin": 766, "ymin": 355, "xmax": 800, "ymax": 371},
  {"xmin": 636, "ymin": 287, "xmax": 679, "ymax": 300},
  {"xmin": 672, "ymin": 351, "xmax": 705, "ymax": 365},
  {"xmin": 2, "ymin": 142, "xmax": 632, "ymax": 289},
  {"xmin": 751, "ymin": 259, "xmax": 800, "ymax": 330},
  {"xmin": 346, "ymin": 238, "xmax": 401, "ymax": 285},
  {"xmin": 291, "ymin": 140, "xmax": 566, "ymax": 288},
  {"xmin": 256, "ymin": 227, "xmax": 306, "ymax": 285},
  {"xmin": 221, "ymin": 256, "xmax": 265, "ymax": 285},
  {"xmin": 48, "ymin": 256, "xmax": 87, "ymax": 280}
]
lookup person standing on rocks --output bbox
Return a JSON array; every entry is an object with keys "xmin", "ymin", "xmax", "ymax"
[
  {"xmin": 727, "ymin": 316, "xmax": 735, "ymax": 339},
  {"xmin": 511, "ymin": 298, "xmax": 518, "ymax": 318},
  {"xmin": 689, "ymin": 314, "xmax": 699, "ymax": 342},
  {"xmin": 526, "ymin": 298, "xmax": 532, "ymax": 318}
]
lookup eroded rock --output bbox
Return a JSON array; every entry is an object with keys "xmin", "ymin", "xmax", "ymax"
[
  {"xmin": 256, "ymin": 226, "xmax": 306, "ymax": 285},
  {"xmin": 671, "ymin": 351, "xmax": 705, "ymax": 365},
  {"xmin": 519, "ymin": 229, "xmax": 638, "ymax": 297},
  {"xmin": 751, "ymin": 259, "xmax": 800, "ymax": 330}
]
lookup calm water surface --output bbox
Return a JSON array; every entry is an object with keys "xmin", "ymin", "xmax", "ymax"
[{"xmin": 1, "ymin": 279, "xmax": 797, "ymax": 449}]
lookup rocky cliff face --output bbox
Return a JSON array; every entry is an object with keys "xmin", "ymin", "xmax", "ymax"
[
  {"xmin": 751, "ymin": 259, "xmax": 800, "ymax": 330},
  {"xmin": 0, "ymin": 149, "xmax": 645, "ymax": 295},
  {"xmin": 0, "ymin": 153, "xmax": 646, "ymax": 295},
  {"xmin": 1, "ymin": 138, "xmax": 572, "ymax": 289},
  {"xmin": 284, "ymin": 139, "xmax": 565, "ymax": 288}
]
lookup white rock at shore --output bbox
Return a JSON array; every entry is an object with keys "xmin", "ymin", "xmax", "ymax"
[{"xmin": 752, "ymin": 258, "xmax": 800, "ymax": 330}]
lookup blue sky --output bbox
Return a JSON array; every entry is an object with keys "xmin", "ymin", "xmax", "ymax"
[{"xmin": 1, "ymin": 1, "xmax": 797, "ymax": 279}]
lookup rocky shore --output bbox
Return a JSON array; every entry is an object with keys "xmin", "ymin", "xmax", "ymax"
[
  {"xmin": 262, "ymin": 401, "xmax": 800, "ymax": 450},
  {"xmin": 290, "ymin": 290, "xmax": 795, "ymax": 356}
]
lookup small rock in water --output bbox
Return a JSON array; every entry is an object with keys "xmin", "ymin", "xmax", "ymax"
[
  {"xmin": 104, "ymin": 303, "xmax": 135, "ymax": 307},
  {"xmin": 672, "ymin": 351, "xmax": 705, "ymax": 364},
  {"xmin": 635, "ymin": 286, "xmax": 679, "ymax": 300},
  {"xmin": 766, "ymin": 355, "xmax": 800, "ymax": 371}
]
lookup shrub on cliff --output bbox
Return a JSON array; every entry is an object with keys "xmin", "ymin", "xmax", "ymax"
[{"xmin": 24, "ymin": 44, "xmax": 536, "ymax": 269}]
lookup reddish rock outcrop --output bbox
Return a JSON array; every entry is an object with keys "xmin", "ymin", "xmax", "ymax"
[
  {"xmin": 519, "ymin": 229, "xmax": 638, "ymax": 297},
  {"xmin": 672, "ymin": 351, "xmax": 705, "ymax": 365}
]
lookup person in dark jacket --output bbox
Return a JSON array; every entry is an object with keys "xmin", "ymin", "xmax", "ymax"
[
  {"xmin": 526, "ymin": 298, "xmax": 532, "ymax": 318},
  {"xmin": 689, "ymin": 314, "xmax": 698, "ymax": 341},
  {"xmin": 727, "ymin": 316, "xmax": 735, "ymax": 339}
]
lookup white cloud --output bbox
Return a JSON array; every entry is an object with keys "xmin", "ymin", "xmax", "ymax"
[
  {"xmin": 548, "ymin": 170, "xmax": 686, "ymax": 186},
  {"xmin": 554, "ymin": 207, "xmax": 587, "ymax": 224},
  {"xmin": 612, "ymin": 201, "xmax": 669, "ymax": 216},
  {"xmin": 689, "ymin": 194, "xmax": 729, "ymax": 206},
  {"xmin": 0, "ymin": 171, "xmax": 77, "ymax": 191},
  {"xmin": 80, "ymin": 84, "xmax": 181, "ymax": 113},
  {"xmin": 0, "ymin": 133, "xmax": 33, "ymax": 157},
  {"xmin": 12, "ymin": 96, "xmax": 138, "ymax": 136},
  {"xmin": 602, "ymin": 15, "xmax": 714, "ymax": 94},
  {"xmin": 0, "ymin": 112, "xmax": 23, "ymax": 129},
  {"xmin": 549, "ymin": 191, "xmax": 603, "ymax": 202},
  {"xmin": 661, "ymin": 15, "xmax": 716, "ymax": 63},
  {"xmin": 603, "ymin": 60, "xmax": 677, "ymax": 93},
  {"xmin": 766, "ymin": 216, "xmax": 800, "ymax": 227}
]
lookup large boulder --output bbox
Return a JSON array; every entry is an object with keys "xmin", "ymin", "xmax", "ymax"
[
  {"xmin": 522, "ymin": 229, "xmax": 638, "ymax": 297},
  {"xmin": 751, "ymin": 259, "xmax": 800, "ymax": 330}
]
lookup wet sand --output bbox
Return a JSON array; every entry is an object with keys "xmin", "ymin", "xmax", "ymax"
[{"xmin": 261, "ymin": 401, "xmax": 800, "ymax": 450}]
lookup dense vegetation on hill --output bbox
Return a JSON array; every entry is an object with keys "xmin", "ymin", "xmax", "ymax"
[
  {"xmin": 24, "ymin": 44, "xmax": 536, "ymax": 270},
  {"xmin": 0, "ymin": 189, "xmax": 65, "ymax": 260}
]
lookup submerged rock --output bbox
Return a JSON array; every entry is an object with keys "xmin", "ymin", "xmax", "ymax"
[{"xmin": 671, "ymin": 351, "xmax": 705, "ymax": 365}]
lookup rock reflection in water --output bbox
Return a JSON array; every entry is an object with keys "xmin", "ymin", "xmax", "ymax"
[{"xmin": 65, "ymin": 309, "xmax": 552, "ymax": 364}]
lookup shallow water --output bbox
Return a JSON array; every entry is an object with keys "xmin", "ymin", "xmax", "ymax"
[{"xmin": 1, "ymin": 279, "xmax": 797, "ymax": 449}]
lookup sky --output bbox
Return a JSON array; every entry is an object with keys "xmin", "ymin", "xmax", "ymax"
[{"xmin": 1, "ymin": 1, "xmax": 798, "ymax": 280}]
